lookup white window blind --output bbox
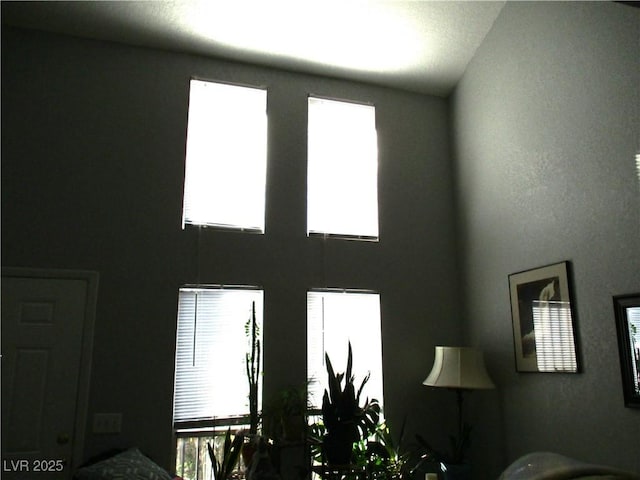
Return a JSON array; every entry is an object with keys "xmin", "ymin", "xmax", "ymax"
[
  {"xmin": 627, "ymin": 307, "xmax": 640, "ymax": 396},
  {"xmin": 307, "ymin": 97, "xmax": 379, "ymax": 239},
  {"xmin": 182, "ymin": 80, "xmax": 267, "ymax": 231},
  {"xmin": 173, "ymin": 287, "xmax": 263, "ymax": 427},
  {"xmin": 307, "ymin": 290, "xmax": 384, "ymax": 410},
  {"xmin": 532, "ymin": 300, "xmax": 577, "ymax": 372}
]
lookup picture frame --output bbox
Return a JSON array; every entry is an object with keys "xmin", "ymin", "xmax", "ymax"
[
  {"xmin": 613, "ymin": 293, "xmax": 640, "ymax": 408},
  {"xmin": 508, "ymin": 261, "xmax": 579, "ymax": 373}
]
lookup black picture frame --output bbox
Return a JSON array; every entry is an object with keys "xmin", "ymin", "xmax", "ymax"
[
  {"xmin": 508, "ymin": 261, "xmax": 579, "ymax": 373},
  {"xmin": 613, "ymin": 293, "xmax": 640, "ymax": 408}
]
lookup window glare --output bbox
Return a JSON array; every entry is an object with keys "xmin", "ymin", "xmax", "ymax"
[
  {"xmin": 307, "ymin": 291, "xmax": 383, "ymax": 410},
  {"xmin": 307, "ymin": 98, "xmax": 379, "ymax": 238},
  {"xmin": 182, "ymin": 80, "xmax": 267, "ymax": 231},
  {"xmin": 628, "ymin": 307, "xmax": 640, "ymax": 396},
  {"xmin": 173, "ymin": 288, "xmax": 264, "ymax": 423},
  {"xmin": 532, "ymin": 300, "xmax": 577, "ymax": 372}
]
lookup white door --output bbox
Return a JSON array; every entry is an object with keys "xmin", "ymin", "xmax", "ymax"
[{"xmin": 1, "ymin": 268, "xmax": 97, "ymax": 479}]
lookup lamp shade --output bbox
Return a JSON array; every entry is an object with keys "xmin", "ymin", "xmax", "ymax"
[{"xmin": 423, "ymin": 346, "xmax": 495, "ymax": 390}]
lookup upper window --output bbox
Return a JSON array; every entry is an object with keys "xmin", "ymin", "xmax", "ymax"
[
  {"xmin": 307, "ymin": 290, "xmax": 384, "ymax": 410},
  {"xmin": 172, "ymin": 286, "xmax": 264, "ymax": 428},
  {"xmin": 307, "ymin": 97, "xmax": 379, "ymax": 240},
  {"xmin": 182, "ymin": 80, "xmax": 267, "ymax": 232}
]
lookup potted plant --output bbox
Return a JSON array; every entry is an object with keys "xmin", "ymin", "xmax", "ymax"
[
  {"xmin": 365, "ymin": 420, "xmax": 410, "ymax": 480},
  {"xmin": 321, "ymin": 343, "xmax": 381, "ymax": 466},
  {"xmin": 207, "ymin": 428, "xmax": 244, "ymax": 480},
  {"xmin": 279, "ymin": 384, "xmax": 309, "ymax": 442},
  {"xmin": 264, "ymin": 382, "xmax": 311, "ymax": 443}
]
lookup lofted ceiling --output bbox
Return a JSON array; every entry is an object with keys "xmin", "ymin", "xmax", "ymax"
[{"xmin": 1, "ymin": 1, "xmax": 507, "ymax": 97}]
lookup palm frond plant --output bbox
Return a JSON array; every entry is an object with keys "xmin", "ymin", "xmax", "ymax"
[
  {"xmin": 308, "ymin": 421, "xmax": 326, "ymax": 466},
  {"xmin": 207, "ymin": 428, "xmax": 244, "ymax": 480},
  {"xmin": 321, "ymin": 343, "xmax": 381, "ymax": 466},
  {"xmin": 365, "ymin": 419, "xmax": 410, "ymax": 480}
]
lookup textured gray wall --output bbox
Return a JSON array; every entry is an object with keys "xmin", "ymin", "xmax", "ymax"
[
  {"xmin": 1, "ymin": 27, "xmax": 460, "ymax": 472},
  {"xmin": 453, "ymin": 2, "xmax": 640, "ymax": 477}
]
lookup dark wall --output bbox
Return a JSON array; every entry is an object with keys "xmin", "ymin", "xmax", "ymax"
[
  {"xmin": 453, "ymin": 2, "xmax": 640, "ymax": 477},
  {"xmin": 1, "ymin": 27, "xmax": 460, "ymax": 471}
]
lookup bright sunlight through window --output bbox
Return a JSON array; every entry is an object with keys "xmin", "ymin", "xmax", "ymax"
[
  {"xmin": 628, "ymin": 307, "xmax": 640, "ymax": 396},
  {"xmin": 182, "ymin": 80, "xmax": 267, "ymax": 232},
  {"xmin": 532, "ymin": 300, "xmax": 577, "ymax": 372},
  {"xmin": 173, "ymin": 287, "xmax": 263, "ymax": 426},
  {"xmin": 307, "ymin": 98, "xmax": 379, "ymax": 239},
  {"xmin": 307, "ymin": 290, "xmax": 384, "ymax": 410}
]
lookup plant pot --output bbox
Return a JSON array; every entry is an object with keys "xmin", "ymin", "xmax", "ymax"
[{"xmin": 323, "ymin": 433, "xmax": 353, "ymax": 466}]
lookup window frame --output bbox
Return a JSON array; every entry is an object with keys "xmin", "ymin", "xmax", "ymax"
[
  {"xmin": 172, "ymin": 285, "xmax": 264, "ymax": 433},
  {"xmin": 306, "ymin": 288, "xmax": 385, "ymax": 412}
]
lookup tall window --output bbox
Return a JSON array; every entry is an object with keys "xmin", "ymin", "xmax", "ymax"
[
  {"xmin": 307, "ymin": 97, "xmax": 379, "ymax": 239},
  {"xmin": 307, "ymin": 290, "xmax": 384, "ymax": 410},
  {"xmin": 182, "ymin": 80, "xmax": 267, "ymax": 232},
  {"xmin": 173, "ymin": 287, "xmax": 264, "ymax": 428}
]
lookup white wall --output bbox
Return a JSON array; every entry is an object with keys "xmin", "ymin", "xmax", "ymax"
[{"xmin": 453, "ymin": 2, "xmax": 640, "ymax": 477}]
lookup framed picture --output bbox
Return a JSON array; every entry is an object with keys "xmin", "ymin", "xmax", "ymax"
[
  {"xmin": 508, "ymin": 261, "xmax": 579, "ymax": 372},
  {"xmin": 613, "ymin": 293, "xmax": 640, "ymax": 408}
]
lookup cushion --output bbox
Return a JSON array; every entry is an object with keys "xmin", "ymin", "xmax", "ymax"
[
  {"xmin": 74, "ymin": 447, "xmax": 173, "ymax": 480},
  {"xmin": 498, "ymin": 452, "xmax": 640, "ymax": 480}
]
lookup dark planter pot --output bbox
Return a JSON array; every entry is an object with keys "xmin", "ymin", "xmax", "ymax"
[{"xmin": 323, "ymin": 433, "xmax": 353, "ymax": 466}]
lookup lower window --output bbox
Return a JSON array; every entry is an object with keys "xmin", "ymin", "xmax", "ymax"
[
  {"xmin": 307, "ymin": 289, "xmax": 384, "ymax": 410},
  {"xmin": 172, "ymin": 286, "xmax": 263, "ymax": 480},
  {"xmin": 175, "ymin": 429, "xmax": 248, "ymax": 480}
]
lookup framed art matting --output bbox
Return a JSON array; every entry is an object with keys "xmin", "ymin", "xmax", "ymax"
[
  {"xmin": 508, "ymin": 261, "xmax": 579, "ymax": 373},
  {"xmin": 613, "ymin": 293, "xmax": 640, "ymax": 408}
]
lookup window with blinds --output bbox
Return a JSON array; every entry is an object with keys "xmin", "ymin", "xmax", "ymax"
[
  {"xmin": 182, "ymin": 79, "xmax": 268, "ymax": 232},
  {"xmin": 307, "ymin": 97, "xmax": 379, "ymax": 239},
  {"xmin": 172, "ymin": 287, "xmax": 263, "ymax": 429},
  {"xmin": 532, "ymin": 300, "xmax": 578, "ymax": 372},
  {"xmin": 307, "ymin": 290, "xmax": 384, "ymax": 410}
]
